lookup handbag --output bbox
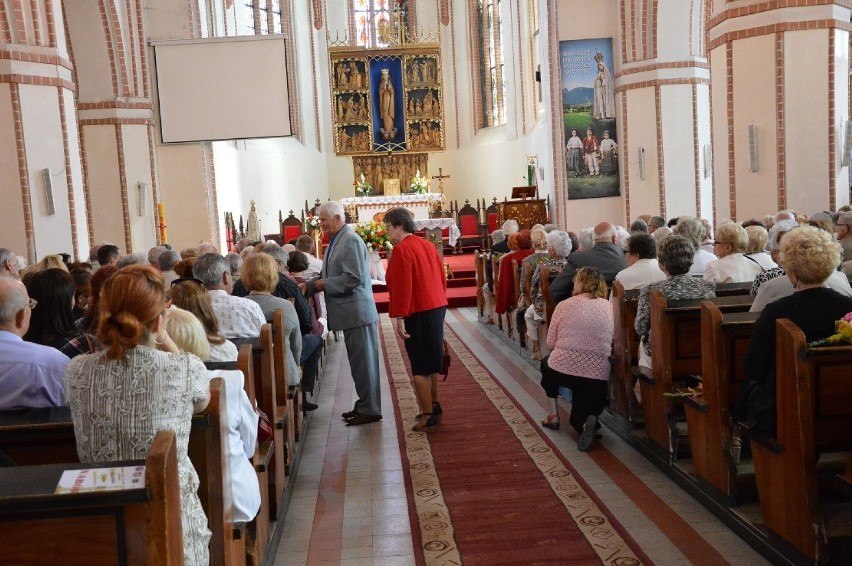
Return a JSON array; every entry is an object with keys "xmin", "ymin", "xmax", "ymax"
[
  {"xmin": 255, "ymin": 407, "xmax": 273, "ymax": 445},
  {"xmin": 441, "ymin": 340, "xmax": 451, "ymax": 380}
]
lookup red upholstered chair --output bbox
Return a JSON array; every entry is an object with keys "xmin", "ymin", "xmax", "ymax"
[
  {"xmin": 280, "ymin": 210, "xmax": 304, "ymax": 244},
  {"xmin": 456, "ymin": 200, "xmax": 483, "ymax": 253},
  {"xmin": 483, "ymin": 199, "xmax": 500, "ymax": 248}
]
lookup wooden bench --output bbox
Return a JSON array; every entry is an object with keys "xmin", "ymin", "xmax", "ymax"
[
  {"xmin": 0, "ymin": 430, "xmax": 183, "ymax": 565},
  {"xmin": 610, "ymin": 281, "xmax": 641, "ymax": 426},
  {"xmin": 475, "ymin": 249, "xmax": 486, "ymax": 317},
  {"xmin": 639, "ymin": 291, "xmax": 755, "ymax": 458},
  {"xmin": 251, "ymin": 323, "xmax": 287, "ymax": 520},
  {"xmin": 271, "ymin": 309, "xmax": 298, "ymax": 463},
  {"xmin": 189, "ymin": 377, "xmax": 246, "ymax": 566},
  {"xmin": 0, "ymin": 406, "xmax": 76, "ymax": 466},
  {"xmin": 713, "ymin": 281, "xmax": 753, "ymax": 297},
  {"xmin": 236, "ymin": 345, "xmax": 273, "ymax": 566},
  {"xmin": 742, "ymin": 319, "xmax": 852, "ymax": 563},
  {"xmin": 682, "ymin": 303, "xmax": 757, "ymax": 502},
  {"xmin": 492, "ymin": 254, "xmax": 503, "ymax": 331}
]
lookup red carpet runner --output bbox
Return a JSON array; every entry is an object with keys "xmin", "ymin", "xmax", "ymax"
[{"xmin": 379, "ymin": 316, "xmax": 650, "ymax": 565}]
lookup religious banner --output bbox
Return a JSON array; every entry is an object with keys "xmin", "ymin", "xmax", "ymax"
[{"xmin": 559, "ymin": 38, "xmax": 620, "ymax": 200}]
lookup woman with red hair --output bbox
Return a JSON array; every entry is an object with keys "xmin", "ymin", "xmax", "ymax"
[
  {"xmin": 64, "ymin": 265, "xmax": 211, "ymax": 564},
  {"xmin": 495, "ymin": 229, "xmax": 533, "ymax": 315}
]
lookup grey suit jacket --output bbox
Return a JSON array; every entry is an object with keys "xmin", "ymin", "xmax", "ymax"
[
  {"xmin": 550, "ymin": 242, "xmax": 627, "ymax": 304},
  {"xmin": 307, "ymin": 224, "xmax": 378, "ymax": 331}
]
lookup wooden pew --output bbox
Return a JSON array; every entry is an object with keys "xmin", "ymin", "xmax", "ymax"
[
  {"xmin": 742, "ymin": 319, "xmax": 852, "ymax": 563},
  {"xmin": 251, "ymin": 323, "xmax": 287, "ymax": 520},
  {"xmin": 682, "ymin": 303, "xmax": 757, "ymax": 502},
  {"xmin": 713, "ymin": 281, "xmax": 753, "ymax": 297},
  {"xmin": 639, "ymin": 291, "xmax": 755, "ymax": 458},
  {"xmin": 0, "ymin": 406, "xmax": 76, "ymax": 466},
  {"xmin": 609, "ymin": 281, "xmax": 641, "ymax": 426},
  {"xmin": 189, "ymin": 377, "xmax": 246, "ymax": 566},
  {"xmin": 0, "ymin": 430, "xmax": 183, "ymax": 565},
  {"xmin": 271, "ymin": 309, "xmax": 298, "ymax": 469},
  {"xmin": 510, "ymin": 258, "xmax": 520, "ymax": 342},
  {"xmin": 237, "ymin": 345, "xmax": 273, "ymax": 566},
  {"xmin": 475, "ymin": 250, "xmax": 485, "ymax": 317},
  {"xmin": 540, "ymin": 264, "xmax": 555, "ymax": 324},
  {"xmin": 492, "ymin": 254, "xmax": 502, "ymax": 330}
]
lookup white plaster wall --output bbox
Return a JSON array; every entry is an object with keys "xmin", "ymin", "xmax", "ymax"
[
  {"xmin": 64, "ymin": 0, "xmax": 115, "ymax": 102},
  {"xmin": 0, "ymin": 87, "xmax": 27, "ymax": 256},
  {"xmin": 19, "ymin": 84, "xmax": 74, "ymax": 260},
  {"xmin": 156, "ymin": 144, "xmax": 209, "ymax": 250},
  {"xmin": 655, "ymin": 0, "xmax": 692, "ymax": 62},
  {"xmin": 833, "ymin": 29, "xmax": 850, "ymax": 210},
  {"xmin": 710, "ymin": 45, "xmax": 730, "ymax": 222},
  {"xmin": 84, "ymin": 127, "xmax": 125, "ymax": 248},
  {"xmin": 624, "ymin": 87, "xmax": 662, "ymax": 220},
  {"xmin": 661, "ymin": 84, "xmax": 697, "ymax": 217},
  {"xmin": 732, "ymin": 35, "xmax": 777, "ymax": 221},
  {"xmin": 61, "ymin": 89, "xmax": 89, "ymax": 256},
  {"xmin": 784, "ymin": 30, "xmax": 830, "ymax": 215},
  {"xmin": 696, "ymin": 84, "xmax": 714, "ymax": 218},
  {"xmin": 121, "ymin": 126, "xmax": 157, "ymax": 251}
]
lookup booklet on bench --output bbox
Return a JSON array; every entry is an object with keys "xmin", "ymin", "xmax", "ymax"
[{"xmin": 55, "ymin": 465, "xmax": 145, "ymax": 494}]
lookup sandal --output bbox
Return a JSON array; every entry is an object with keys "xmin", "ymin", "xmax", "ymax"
[
  {"xmin": 414, "ymin": 402, "xmax": 443, "ymax": 423},
  {"xmin": 541, "ymin": 413, "xmax": 560, "ymax": 430},
  {"xmin": 531, "ymin": 351, "xmax": 542, "ymax": 361},
  {"xmin": 412, "ymin": 413, "xmax": 438, "ymax": 433}
]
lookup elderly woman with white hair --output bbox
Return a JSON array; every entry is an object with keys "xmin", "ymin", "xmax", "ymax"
[
  {"xmin": 703, "ymin": 222, "xmax": 763, "ymax": 284},
  {"xmin": 673, "ymin": 216, "xmax": 716, "ymax": 276},
  {"xmin": 577, "ymin": 227, "xmax": 595, "ymax": 252},
  {"xmin": 743, "ymin": 225, "xmax": 777, "ymax": 271},
  {"xmin": 750, "ymin": 219, "xmax": 798, "ymax": 295},
  {"xmin": 524, "ymin": 231, "xmax": 573, "ymax": 360},
  {"xmin": 482, "ymin": 229, "xmax": 506, "ymax": 325},
  {"xmin": 734, "ymin": 225, "xmax": 852, "ymax": 434}
]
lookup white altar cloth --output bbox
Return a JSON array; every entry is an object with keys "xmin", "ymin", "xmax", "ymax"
[
  {"xmin": 414, "ymin": 218, "xmax": 460, "ymax": 247},
  {"xmin": 341, "ymin": 193, "xmax": 443, "ymax": 221}
]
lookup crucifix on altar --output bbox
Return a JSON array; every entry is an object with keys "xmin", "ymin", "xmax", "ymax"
[{"xmin": 430, "ymin": 168, "xmax": 450, "ymax": 195}]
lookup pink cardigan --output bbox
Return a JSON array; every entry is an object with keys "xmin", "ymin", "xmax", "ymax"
[{"xmin": 546, "ymin": 294, "xmax": 614, "ymax": 380}]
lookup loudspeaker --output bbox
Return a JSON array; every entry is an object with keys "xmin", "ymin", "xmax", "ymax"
[
  {"xmin": 42, "ymin": 169, "xmax": 55, "ymax": 216},
  {"xmin": 748, "ymin": 125, "xmax": 758, "ymax": 172}
]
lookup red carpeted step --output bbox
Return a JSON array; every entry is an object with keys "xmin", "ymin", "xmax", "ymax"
[{"xmin": 372, "ymin": 285, "xmax": 477, "ymax": 313}]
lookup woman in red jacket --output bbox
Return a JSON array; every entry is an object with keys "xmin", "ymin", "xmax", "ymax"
[
  {"xmin": 494, "ymin": 230, "xmax": 533, "ymax": 315},
  {"xmin": 384, "ymin": 207, "xmax": 448, "ymax": 432}
]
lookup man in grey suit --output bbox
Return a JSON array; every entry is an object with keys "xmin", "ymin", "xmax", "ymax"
[
  {"xmin": 550, "ymin": 222, "xmax": 627, "ymax": 304},
  {"xmin": 304, "ymin": 201, "xmax": 382, "ymax": 425}
]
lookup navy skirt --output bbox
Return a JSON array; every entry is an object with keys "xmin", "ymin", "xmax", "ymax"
[{"xmin": 403, "ymin": 306, "xmax": 447, "ymax": 376}]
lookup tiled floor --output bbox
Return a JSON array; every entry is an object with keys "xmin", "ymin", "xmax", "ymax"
[{"xmin": 273, "ymin": 308, "xmax": 770, "ymax": 566}]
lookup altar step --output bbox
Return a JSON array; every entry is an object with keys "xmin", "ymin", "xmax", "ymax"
[{"xmin": 372, "ymin": 251, "xmax": 478, "ymax": 314}]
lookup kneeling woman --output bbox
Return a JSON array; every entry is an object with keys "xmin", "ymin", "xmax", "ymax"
[{"xmin": 539, "ymin": 266, "xmax": 613, "ymax": 451}]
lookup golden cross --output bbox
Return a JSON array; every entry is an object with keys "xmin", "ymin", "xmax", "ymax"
[{"xmin": 430, "ymin": 168, "xmax": 450, "ymax": 194}]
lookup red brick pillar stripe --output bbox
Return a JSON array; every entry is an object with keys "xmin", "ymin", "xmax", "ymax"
[
  {"xmin": 548, "ymin": 0, "xmax": 567, "ymax": 227},
  {"xmin": 98, "ymin": 0, "xmax": 120, "ymax": 97},
  {"xmin": 126, "ymin": 0, "xmax": 143, "ymax": 98},
  {"xmin": 105, "ymin": 2, "xmax": 132, "ymax": 96},
  {"xmin": 828, "ymin": 26, "xmax": 836, "ymax": 211},
  {"xmin": 29, "ymin": 0, "xmax": 43, "ymax": 45},
  {"xmin": 58, "ymin": 88, "xmax": 79, "ymax": 260},
  {"xmin": 78, "ymin": 127, "xmax": 95, "ymax": 246},
  {"xmin": 135, "ymin": 0, "xmax": 149, "ymax": 98},
  {"xmin": 621, "ymin": 94, "xmax": 631, "ymax": 223},
  {"xmin": 692, "ymin": 84, "xmax": 701, "ymax": 218},
  {"xmin": 44, "ymin": 0, "xmax": 57, "ymax": 48},
  {"xmin": 775, "ymin": 32, "xmax": 786, "ymax": 211},
  {"xmin": 440, "ymin": 0, "xmax": 449, "ymax": 26},
  {"xmin": 655, "ymin": 86, "xmax": 666, "ymax": 218},
  {"xmin": 11, "ymin": 0, "xmax": 28, "ymax": 44},
  {"xmin": 619, "ymin": 0, "xmax": 628, "ymax": 62},
  {"xmin": 450, "ymin": 6, "xmax": 460, "ymax": 148},
  {"xmin": 147, "ymin": 124, "xmax": 160, "ymax": 245},
  {"xmin": 312, "ymin": 0, "xmax": 323, "ymax": 30},
  {"xmin": 650, "ymin": 0, "xmax": 659, "ymax": 59},
  {"xmin": 0, "ymin": 4, "xmax": 12, "ymax": 43},
  {"xmin": 114, "ymin": 125, "xmax": 133, "ymax": 253},
  {"xmin": 726, "ymin": 42, "xmax": 736, "ymax": 221}
]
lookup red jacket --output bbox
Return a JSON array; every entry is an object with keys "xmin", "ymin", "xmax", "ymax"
[
  {"xmin": 386, "ymin": 235, "xmax": 448, "ymax": 318},
  {"xmin": 495, "ymin": 249, "xmax": 533, "ymax": 314}
]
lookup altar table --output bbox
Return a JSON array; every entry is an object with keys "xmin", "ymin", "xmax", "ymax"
[
  {"xmin": 341, "ymin": 193, "xmax": 443, "ymax": 221},
  {"xmin": 414, "ymin": 218, "xmax": 460, "ymax": 247}
]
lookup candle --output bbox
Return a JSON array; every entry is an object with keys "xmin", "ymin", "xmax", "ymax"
[{"xmin": 157, "ymin": 202, "xmax": 167, "ymax": 244}]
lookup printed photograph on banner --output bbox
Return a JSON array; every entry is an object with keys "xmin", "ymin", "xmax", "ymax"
[{"xmin": 559, "ymin": 38, "xmax": 620, "ymax": 200}]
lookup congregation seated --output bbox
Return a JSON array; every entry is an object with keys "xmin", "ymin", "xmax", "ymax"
[
  {"xmin": 295, "ymin": 234, "xmax": 323, "ymax": 278},
  {"xmin": 225, "ymin": 252, "xmax": 243, "ymax": 282},
  {"xmin": 0, "ymin": 275, "xmax": 69, "ymax": 410},
  {"xmin": 750, "ymin": 219, "xmax": 798, "ymax": 295},
  {"xmin": 164, "ymin": 307, "xmax": 261, "ymax": 523},
  {"xmin": 672, "ymin": 216, "xmax": 716, "ymax": 276},
  {"xmin": 494, "ymin": 230, "xmax": 533, "ymax": 315},
  {"xmin": 733, "ymin": 225, "xmax": 852, "ymax": 434},
  {"xmin": 97, "ymin": 243, "xmax": 120, "ymax": 268},
  {"xmin": 287, "ymin": 250, "xmax": 327, "ymax": 338},
  {"xmin": 69, "ymin": 267, "xmax": 91, "ymax": 320},
  {"xmin": 231, "ymin": 245, "xmax": 314, "ymax": 336},
  {"xmin": 614, "ymin": 233, "xmax": 666, "ymax": 291},
  {"xmin": 75, "ymin": 265, "xmax": 117, "ymax": 332},
  {"xmin": 64, "ymin": 265, "xmax": 211, "ymax": 564},
  {"xmin": 550, "ymin": 222, "xmax": 627, "ymax": 304},
  {"xmin": 837, "ymin": 210, "xmax": 852, "ymax": 262},
  {"xmin": 193, "ymin": 252, "xmax": 265, "ymax": 340},
  {"xmin": 0, "ymin": 247, "xmax": 21, "ymax": 277},
  {"xmin": 635, "ymin": 235, "xmax": 715, "ymax": 372},
  {"xmin": 169, "ymin": 278, "xmax": 239, "ymax": 362},
  {"xmin": 481, "ymin": 228, "xmax": 506, "ymax": 324},
  {"xmin": 525, "ymin": 230, "xmax": 573, "ymax": 360},
  {"xmin": 743, "ymin": 225, "xmax": 777, "ymax": 271},
  {"xmin": 750, "ymin": 222, "xmax": 852, "ymax": 312},
  {"xmin": 24, "ymin": 268, "xmax": 100, "ymax": 359},
  {"xmin": 703, "ymin": 222, "xmax": 763, "ymax": 284},
  {"xmin": 158, "ymin": 249, "xmax": 182, "ymax": 288}
]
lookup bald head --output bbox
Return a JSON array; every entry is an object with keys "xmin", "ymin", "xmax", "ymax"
[
  {"xmin": 0, "ymin": 275, "xmax": 29, "ymax": 334},
  {"xmin": 593, "ymin": 222, "xmax": 617, "ymax": 245}
]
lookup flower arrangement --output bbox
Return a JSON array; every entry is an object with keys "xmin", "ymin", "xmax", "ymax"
[
  {"xmin": 304, "ymin": 213, "xmax": 321, "ymax": 231},
  {"xmin": 808, "ymin": 312, "xmax": 852, "ymax": 347},
  {"xmin": 410, "ymin": 169, "xmax": 429, "ymax": 194},
  {"xmin": 355, "ymin": 173, "xmax": 373, "ymax": 196},
  {"xmin": 354, "ymin": 220, "xmax": 393, "ymax": 251}
]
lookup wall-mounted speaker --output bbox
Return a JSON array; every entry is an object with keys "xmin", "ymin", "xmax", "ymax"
[
  {"xmin": 638, "ymin": 147, "xmax": 646, "ymax": 180},
  {"xmin": 748, "ymin": 125, "xmax": 758, "ymax": 172},
  {"xmin": 42, "ymin": 169, "xmax": 55, "ymax": 216},
  {"xmin": 137, "ymin": 182, "xmax": 148, "ymax": 217}
]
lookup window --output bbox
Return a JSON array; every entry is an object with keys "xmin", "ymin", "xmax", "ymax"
[
  {"xmin": 353, "ymin": 0, "xmax": 394, "ymax": 48},
  {"xmin": 472, "ymin": 0, "xmax": 506, "ymax": 128}
]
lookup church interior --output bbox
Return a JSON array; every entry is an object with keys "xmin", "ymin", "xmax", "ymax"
[{"xmin": 2, "ymin": 1, "xmax": 852, "ymax": 565}]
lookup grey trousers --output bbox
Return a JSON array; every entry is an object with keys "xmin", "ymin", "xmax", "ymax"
[{"xmin": 343, "ymin": 323, "xmax": 382, "ymax": 416}]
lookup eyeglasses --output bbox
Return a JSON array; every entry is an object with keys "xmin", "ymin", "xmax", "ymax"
[
  {"xmin": 712, "ymin": 241, "xmax": 729, "ymax": 246},
  {"xmin": 27, "ymin": 298, "xmax": 38, "ymax": 309}
]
